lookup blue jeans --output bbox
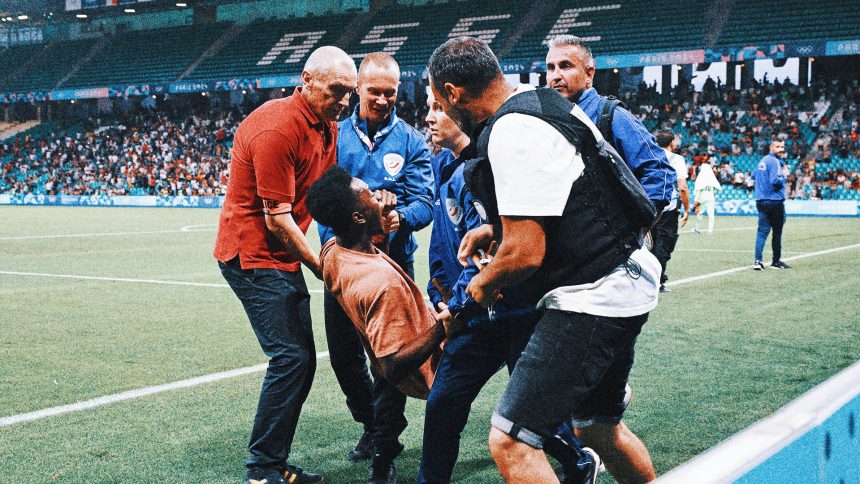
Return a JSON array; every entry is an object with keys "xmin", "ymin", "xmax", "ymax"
[
  {"xmin": 219, "ymin": 258, "xmax": 316, "ymax": 473},
  {"xmin": 755, "ymin": 200, "xmax": 785, "ymax": 263},
  {"xmin": 418, "ymin": 313, "xmax": 539, "ymax": 483}
]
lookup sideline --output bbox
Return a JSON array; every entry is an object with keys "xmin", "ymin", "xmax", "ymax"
[
  {"xmin": 0, "ymin": 271, "xmax": 325, "ymax": 294},
  {"xmin": 2, "ymin": 241, "xmax": 859, "ymax": 428},
  {"xmin": 0, "ymin": 353, "xmax": 328, "ymax": 427},
  {"xmin": 0, "ymin": 225, "xmax": 217, "ymax": 241}
]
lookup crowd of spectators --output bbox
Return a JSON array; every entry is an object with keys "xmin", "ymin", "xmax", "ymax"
[
  {"xmin": 1, "ymin": 108, "xmax": 238, "ymax": 197},
  {"xmin": 2, "ymin": 78, "xmax": 860, "ymax": 200}
]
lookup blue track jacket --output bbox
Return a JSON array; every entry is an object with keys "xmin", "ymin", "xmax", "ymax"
[
  {"xmin": 754, "ymin": 153, "xmax": 786, "ymax": 201},
  {"xmin": 318, "ymin": 107, "xmax": 434, "ymax": 264},
  {"xmin": 427, "ymin": 150, "xmax": 537, "ymax": 327},
  {"xmin": 577, "ymin": 88, "xmax": 676, "ymax": 205}
]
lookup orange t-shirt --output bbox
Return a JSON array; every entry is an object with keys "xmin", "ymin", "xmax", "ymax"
[{"xmin": 320, "ymin": 239, "xmax": 439, "ymax": 399}]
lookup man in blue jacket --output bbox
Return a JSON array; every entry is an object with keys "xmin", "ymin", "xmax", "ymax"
[
  {"xmin": 318, "ymin": 51, "xmax": 433, "ymax": 484},
  {"xmin": 753, "ymin": 139, "xmax": 791, "ymax": 270},
  {"xmin": 545, "ymin": 35, "xmax": 675, "ymax": 210}
]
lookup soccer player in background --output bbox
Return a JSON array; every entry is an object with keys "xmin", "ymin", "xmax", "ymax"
[
  {"xmin": 316, "ymin": 52, "xmax": 434, "ymax": 483},
  {"xmin": 214, "ymin": 46, "xmax": 356, "ymax": 484},
  {"xmin": 692, "ymin": 163, "xmax": 722, "ymax": 234}
]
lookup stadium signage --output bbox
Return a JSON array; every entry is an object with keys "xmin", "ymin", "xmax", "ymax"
[
  {"xmin": 826, "ymin": 39, "xmax": 860, "ymax": 56},
  {"xmin": 1, "ymin": 195, "xmax": 855, "ymax": 216}
]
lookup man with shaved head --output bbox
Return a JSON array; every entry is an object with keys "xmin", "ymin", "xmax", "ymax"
[
  {"xmin": 317, "ymin": 51, "xmax": 433, "ymax": 484},
  {"xmin": 214, "ymin": 45, "xmax": 356, "ymax": 484}
]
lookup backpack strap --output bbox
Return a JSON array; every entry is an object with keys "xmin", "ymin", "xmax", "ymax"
[{"xmin": 597, "ymin": 96, "xmax": 618, "ymax": 144}]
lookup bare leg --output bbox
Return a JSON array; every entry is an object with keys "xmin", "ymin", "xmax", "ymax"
[
  {"xmin": 489, "ymin": 427, "xmax": 559, "ymax": 483},
  {"xmin": 576, "ymin": 421, "xmax": 656, "ymax": 484}
]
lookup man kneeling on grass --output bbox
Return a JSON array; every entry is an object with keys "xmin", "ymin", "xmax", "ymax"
[{"xmin": 306, "ymin": 165, "xmax": 463, "ymax": 484}]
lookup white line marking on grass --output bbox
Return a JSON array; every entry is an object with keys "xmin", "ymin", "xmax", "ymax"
[
  {"xmin": 680, "ymin": 226, "xmax": 757, "ymax": 234},
  {"xmin": 0, "ymin": 271, "xmax": 326, "ymax": 293},
  {"xmin": 0, "ymin": 229, "xmax": 182, "ymax": 241},
  {"xmin": 0, "ymin": 352, "xmax": 330, "ymax": 428},
  {"xmin": 0, "ymin": 225, "xmax": 217, "ymax": 240},
  {"xmin": 676, "ymin": 249, "xmax": 803, "ymax": 254},
  {"xmin": 6, "ymin": 241, "xmax": 855, "ymax": 427},
  {"xmin": 666, "ymin": 242, "xmax": 860, "ymax": 287},
  {"xmin": 180, "ymin": 224, "xmax": 217, "ymax": 232}
]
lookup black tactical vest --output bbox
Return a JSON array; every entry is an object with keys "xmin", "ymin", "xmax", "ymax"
[{"xmin": 464, "ymin": 87, "xmax": 655, "ymax": 304}]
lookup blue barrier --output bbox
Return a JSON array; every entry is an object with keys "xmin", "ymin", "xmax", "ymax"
[{"xmin": 658, "ymin": 360, "xmax": 860, "ymax": 483}]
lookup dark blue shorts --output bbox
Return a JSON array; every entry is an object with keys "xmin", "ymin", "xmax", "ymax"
[{"xmin": 492, "ymin": 309, "xmax": 647, "ymax": 448}]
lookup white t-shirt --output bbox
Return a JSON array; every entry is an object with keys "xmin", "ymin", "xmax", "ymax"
[
  {"xmin": 664, "ymin": 150, "xmax": 688, "ymax": 212},
  {"xmin": 487, "ymin": 84, "xmax": 659, "ymax": 318}
]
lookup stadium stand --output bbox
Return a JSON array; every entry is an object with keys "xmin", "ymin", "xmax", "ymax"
[
  {"xmin": 184, "ymin": 15, "xmax": 350, "ymax": 81},
  {"xmin": 1, "ymin": 109, "xmax": 236, "ymax": 196},
  {"xmin": 716, "ymin": 0, "xmax": 860, "ymax": 44},
  {"xmin": 62, "ymin": 23, "xmax": 228, "ymax": 88},
  {"xmin": 2, "ymin": 39, "xmax": 96, "ymax": 92}
]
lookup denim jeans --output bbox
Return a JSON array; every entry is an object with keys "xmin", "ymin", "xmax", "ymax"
[
  {"xmin": 755, "ymin": 200, "xmax": 785, "ymax": 263},
  {"xmin": 219, "ymin": 258, "xmax": 316, "ymax": 473},
  {"xmin": 417, "ymin": 313, "xmax": 539, "ymax": 483},
  {"xmin": 324, "ymin": 261, "xmax": 414, "ymax": 460}
]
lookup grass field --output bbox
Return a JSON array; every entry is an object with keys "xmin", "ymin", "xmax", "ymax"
[{"xmin": 1, "ymin": 206, "xmax": 858, "ymax": 483}]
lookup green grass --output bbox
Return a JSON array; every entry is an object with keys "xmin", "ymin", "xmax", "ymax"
[{"xmin": 0, "ymin": 206, "xmax": 858, "ymax": 482}]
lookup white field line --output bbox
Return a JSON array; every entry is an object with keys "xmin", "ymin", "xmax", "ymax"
[
  {"xmin": 0, "ymin": 271, "xmax": 325, "ymax": 294},
  {"xmin": 680, "ymin": 226, "xmax": 757, "ymax": 234},
  {"xmin": 0, "ymin": 353, "xmax": 329, "ymax": 428},
  {"xmin": 2, "ymin": 241, "xmax": 858, "ymax": 427},
  {"xmin": 0, "ymin": 225, "xmax": 216, "ymax": 241},
  {"xmin": 675, "ymin": 248, "xmax": 803, "ymax": 254},
  {"xmin": 665, "ymin": 242, "xmax": 860, "ymax": 287}
]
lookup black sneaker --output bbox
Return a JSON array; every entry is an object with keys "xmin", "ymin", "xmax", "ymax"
[
  {"xmin": 753, "ymin": 260, "xmax": 765, "ymax": 271},
  {"xmin": 282, "ymin": 464, "xmax": 323, "ymax": 484},
  {"xmin": 347, "ymin": 430, "xmax": 373, "ymax": 462},
  {"xmin": 771, "ymin": 261, "xmax": 792, "ymax": 269},
  {"xmin": 367, "ymin": 461, "xmax": 397, "ymax": 484},
  {"xmin": 245, "ymin": 469, "xmax": 286, "ymax": 484},
  {"xmin": 659, "ymin": 284, "xmax": 672, "ymax": 293}
]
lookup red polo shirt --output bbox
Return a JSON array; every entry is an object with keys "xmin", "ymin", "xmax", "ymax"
[{"xmin": 214, "ymin": 89, "xmax": 337, "ymax": 271}]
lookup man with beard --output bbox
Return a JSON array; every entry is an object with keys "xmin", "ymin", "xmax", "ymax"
[{"xmin": 429, "ymin": 37, "xmax": 659, "ymax": 483}]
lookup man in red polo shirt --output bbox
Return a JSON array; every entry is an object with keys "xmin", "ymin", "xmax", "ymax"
[{"xmin": 214, "ymin": 45, "xmax": 357, "ymax": 484}]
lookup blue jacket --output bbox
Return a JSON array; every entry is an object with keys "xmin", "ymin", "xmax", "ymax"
[
  {"xmin": 319, "ymin": 107, "xmax": 434, "ymax": 265},
  {"xmin": 754, "ymin": 153, "xmax": 786, "ymax": 201},
  {"xmin": 577, "ymin": 88, "xmax": 676, "ymax": 205},
  {"xmin": 427, "ymin": 151, "xmax": 537, "ymax": 327}
]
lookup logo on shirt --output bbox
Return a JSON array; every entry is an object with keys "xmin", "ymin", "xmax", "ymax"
[
  {"xmin": 383, "ymin": 153, "xmax": 405, "ymax": 177},
  {"xmin": 446, "ymin": 198, "xmax": 463, "ymax": 225},
  {"xmin": 472, "ymin": 200, "xmax": 488, "ymax": 222}
]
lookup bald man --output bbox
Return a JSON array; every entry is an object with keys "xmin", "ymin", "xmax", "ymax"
[
  {"xmin": 215, "ymin": 45, "xmax": 357, "ymax": 484},
  {"xmin": 317, "ymin": 52, "xmax": 433, "ymax": 484}
]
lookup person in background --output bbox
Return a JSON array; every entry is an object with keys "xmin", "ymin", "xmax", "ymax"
[{"xmin": 753, "ymin": 139, "xmax": 792, "ymax": 270}]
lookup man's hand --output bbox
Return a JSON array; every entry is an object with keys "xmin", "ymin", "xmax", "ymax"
[
  {"xmin": 433, "ymin": 302, "xmax": 465, "ymax": 338},
  {"xmin": 375, "ymin": 189, "xmax": 400, "ymax": 234},
  {"xmin": 383, "ymin": 210, "xmax": 400, "ymax": 234},
  {"xmin": 457, "ymin": 224, "xmax": 494, "ymax": 267},
  {"xmin": 679, "ymin": 210, "xmax": 689, "ymax": 228}
]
